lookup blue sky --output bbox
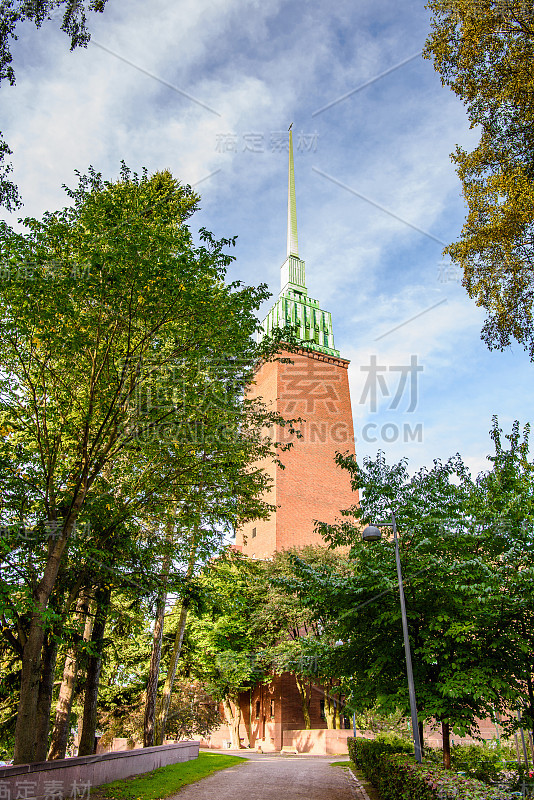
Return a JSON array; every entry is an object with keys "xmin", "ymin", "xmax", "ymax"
[{"xmin": 2, "ymin": 0, "xmax": 532, "ymax": 477}]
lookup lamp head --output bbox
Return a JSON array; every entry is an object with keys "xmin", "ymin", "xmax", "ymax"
[{"xmin": 362, "ymin": 525, "xmax": 382, "ymax": 542}]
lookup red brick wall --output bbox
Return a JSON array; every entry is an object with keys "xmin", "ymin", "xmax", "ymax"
[
  {"xmin": 236, "ymin": 673, "xmax": 329, "ymax": 750},
  {"xmin": 236, "ymin": 348, "xmax": 357, "ymax": 557}
]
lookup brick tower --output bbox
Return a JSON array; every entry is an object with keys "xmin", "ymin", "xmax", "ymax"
[
  {"xmin": 235, "ymin": 130, "xmax": 356, "ymax": 559},
  {"xmin": 201, "ymin": 131, "xmax": 358, "ymax": 754}
]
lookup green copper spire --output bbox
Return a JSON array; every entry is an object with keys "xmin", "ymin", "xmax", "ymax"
[
  {"xmin": 281, "ymin": 126, "xmax": 306, "ymax": 295},
  {"xmin": 287, "ymin": 127, "xmax": 299, "ymax": 258},
  {"xmin": 261, "ymin": 127, "xmax": 340, "ymax": 359}
]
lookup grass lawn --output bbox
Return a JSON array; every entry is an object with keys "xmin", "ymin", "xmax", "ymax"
[{"xmin": 89, "ymin": 753, "xmax": 247, "ymax": 800}]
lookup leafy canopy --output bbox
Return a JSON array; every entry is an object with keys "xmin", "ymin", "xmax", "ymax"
[{"xmin": 424, "ymin": 1, "xmax": 534, "ymax": 357}]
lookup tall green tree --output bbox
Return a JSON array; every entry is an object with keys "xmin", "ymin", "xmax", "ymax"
[
  {"xmin": 473, "ymin": 418, "xmax": 534, "ymax": 740},
  {"xmin": 251, "ymin": 547, "xmax": 350, "ymax": 730},
  {"xmin": 0, "ymin": 164, "xmax": 289, "ymax": 763},
  {"xmin": 287, "ymin": 431, "xmax": 534, "ymax": 767},
  {"xmin": 424, "ymin": 0, "xmax": 534, "ymax": 356}
]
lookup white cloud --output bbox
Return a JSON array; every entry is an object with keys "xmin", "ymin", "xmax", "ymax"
[{"xmin": 1, "ymin": 0, "xmax": 532, "ymax": 474}]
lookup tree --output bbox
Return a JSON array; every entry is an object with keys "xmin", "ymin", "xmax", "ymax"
[
  {"xmin": 424, "ymin": 1, "xmax": 534, "ymax": 357},
  {"xmin": 0, "ymin": 0, "xmax": 110, "ymax": 209},
  {"xmin": 48, "ymin": 591, "xmax": 92, "ymax": 759},
  {"xmin": 90, "ymin": 589, "xmax": 154, "ymax": 750},
  {"xmin": 287, "ymin": 435, "xmax": 534, "ymax": 767},
  {"xmin": 143, "ymin": 525, "xmax": 172, "ymax": 748},
  {"xmin": 251, "ymin": 547, "xmax": 351, "ymax": 730},
  {"xmin": 186, "ymin": 552, "xmax": 269, "ymax": 749},
  {"xmin": 472, "ymin": 418, "xmax": 534, "ymax": 743},
  {"xmin": 78, "ymin": 582, "xmax": 111, "ymax": 756},
  {"xmin": 0, "ymin": 164, "xmax": 290, "ymax": 763}
]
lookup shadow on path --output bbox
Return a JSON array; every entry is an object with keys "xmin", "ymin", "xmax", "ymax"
[{"xmin": 169, "ymin": 751, "xmax": 359, "ymax": 799}]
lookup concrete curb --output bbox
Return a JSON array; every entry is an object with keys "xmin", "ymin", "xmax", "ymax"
[{"xmin": 347, "ymin": 767, "xmax": 373, "ymax": 800}]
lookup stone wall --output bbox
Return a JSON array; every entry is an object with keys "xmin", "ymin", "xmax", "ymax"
[
  {"xmin": 283, "ymin": 728, "xmax": 353, "ymax": 754},
  {"xmin": 0, "ymin": 741, "xmax": 199, "ymax": 800}
]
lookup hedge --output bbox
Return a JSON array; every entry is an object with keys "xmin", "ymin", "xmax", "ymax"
[{"xmin": 348, "ymin": 737, "xmax": 518, "ymax": 800}]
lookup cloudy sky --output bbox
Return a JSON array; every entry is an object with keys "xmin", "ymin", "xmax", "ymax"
[{"xmin": 2, "ymin": 0, "xmax": 532, "ymax": 478}]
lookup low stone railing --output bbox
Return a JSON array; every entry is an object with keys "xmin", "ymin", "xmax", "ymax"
[{"xmin": 0, "ymin": 740, "xmax": 199, "ymax": 800}]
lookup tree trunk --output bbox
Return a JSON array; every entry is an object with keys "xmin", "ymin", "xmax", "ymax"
[
  {"xmin": 48, "ymin": 593, "xmax": 91, "ymax": 760},
  {"xmin": 419, "ymin": 720, "xmax": 424, "ymax": 752},
  {"xmin": 33, "ymin": 635, "xmax": 59, "ymax": 762},
  {"xmin": 156, "ymin": 601, "xmax": 189, "ymax": 745},
  {"xmin": 295, "ymin": 675, "xmax": 312, "ymax": 729},
  {"xmin": 324, "ymin": 687, "xmax": 336, "ymax": 730},
  {"xmin": 78, "ymin": 587, "xmax": 110, "ymax": 757},
  {"xmin": 48, "ymin": 652, "xmax": 76, "ymax": 759},
  {"xmin": 526, "ymin": 673, "xmax": 534, "ymax": 761},
  {"xmin": 338, "ymin": 701, "xmax": 344, "ymax": 729},
  {"xmin": 14, "ymin": 610, "xmax": 53, "ymax": 764},
  {"xmin": 156, "ymin": 528, "xmax": 198, "ymax": 745},
  {"xmin": 14, "ymin": 518, "xmax": 79, "ymax": 764},
  {"xmin": 442, "ymin": 720, "xmax": 451, "ymax": 769},
  {"xmin": 144, "ymin": 583, "xmax": 168, "ymax": 747},
  {"xmin": 222, "ymin": 697, "xmax": 241, "ymax": 749}
]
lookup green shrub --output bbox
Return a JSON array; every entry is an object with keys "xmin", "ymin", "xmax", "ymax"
[
  {"xmin": 348, "ymin": 738, "xmax": 517, "ymax": 800},
  {"xmin": 376, "ymin": 732, "xmax": 413, "ymax": 747},
  {"xmin": 450, "ymin": 743, "xmax": 515, "ymax": 783},
  {"xmin": 348, "ymin": 736, "xmax": 413, "ymax": 786}
]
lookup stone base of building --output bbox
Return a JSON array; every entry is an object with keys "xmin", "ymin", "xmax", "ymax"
[
  {"xmin": 281, "ymin": 729, "xmax": 353, "ymax": 754},
  {"xmin": 199, "ymin": 724, "xmax": 351, "ymax": 754},
  {"xmin": 200, "ymin": 714, "xmax": 512, "ymax": 756}
]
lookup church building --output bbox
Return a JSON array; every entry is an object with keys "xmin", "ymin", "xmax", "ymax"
[
  {"xmin": 235, "ymin": 130, "xmax": 356, "ymax": 561},
  {"xmin": 208, "ymin": 129, "xmax": 357, "ymax": 752}
]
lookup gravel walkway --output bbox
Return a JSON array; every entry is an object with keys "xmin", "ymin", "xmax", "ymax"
[{"xmin": 169, "ymin": 751, "xmax": 365, "ymax": 800}]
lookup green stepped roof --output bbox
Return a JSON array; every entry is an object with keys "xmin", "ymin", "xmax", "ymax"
[{"xmin": 261, "ymin": 128, "xmax": 340, "ymax": 359}]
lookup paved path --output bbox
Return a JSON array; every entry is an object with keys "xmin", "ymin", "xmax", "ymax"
[{"xmin": 171, "ymin": 751, "xmax": 366, "ymax": 800}]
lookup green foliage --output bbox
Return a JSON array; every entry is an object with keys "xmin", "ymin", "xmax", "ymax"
[
  {"xmin": 186, "ymin": 552, "xmax": 269, "ymax": 703},
  {"xmin": 0, "ymin": 163, "xmax": 296, "ymax": 762},
  {"xmin": 345, "ymin": 705, "xmax": 411, "ymax": 739},
  {"xmin": 91, "ymin": 753, "xmax": 245, "ymax": 800},
  {"xmin": 349, "ymin": 738, "xmax": 517, "ymax": 800},
  {"xmin": 375, "ymin": 731, "xmax": 414, "ymax": 747},
  {"xmin": 282, "ymin": 419, "xmax": 534, "ymax": 748},
  {"xmin": 348, "ymin": 735, "xmax": 413, "ymax": 787},
  {"xmin": 98, "ymin": 681, "xmax": 219, "ymax": 748},
  {"xmin": 450, "ymin": 742, "xmax": 516, "ymax": 783},
  {"xmin": 424, "ymin": 1, "xmax": 534, "ymax": 357}
]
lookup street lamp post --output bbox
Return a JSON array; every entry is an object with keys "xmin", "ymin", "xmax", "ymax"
[{"xmin": 362, "ymin": 510, "xmax": 423, "ymax": 764}]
